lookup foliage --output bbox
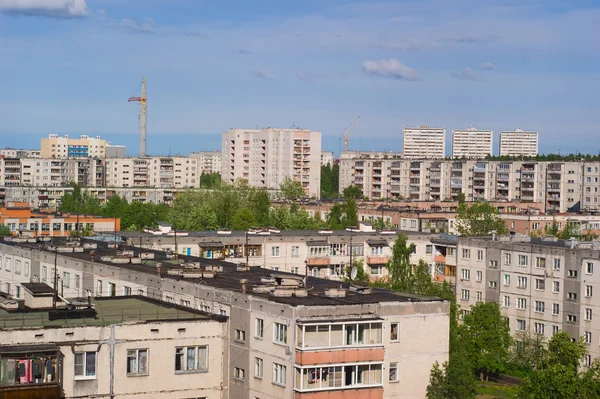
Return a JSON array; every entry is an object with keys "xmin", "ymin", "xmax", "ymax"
[
  {"xmin": 456, "ymin": 201, "xmax": 508, "ymax": 237},
  {"xmin": 461, "ymin": 302, "xmax": 512, "ymax": 380},
  {"xmin": 506, "ymin": 331, "xmax": 547, "ymax": 377},
  {"xmin": 199, "ymin": 172, "xmax": 221, "ymax": 189},
  {"xmin": 0, "ymin": 225, "xmax": 12, "ymax": 236},
  {"xmin": 320, "ymin": 163, "xmax": 340, "ymax": 198},
  {"xmin": 386, "ymin": 233, "xmax": 416, "ymax": 291},
  {"xmin": 343, "ymin": 185, "xmax": 363, "ymax": 199},
  {"xmin": 517, "ymin": 332, "xmax": 600, "ymax": 398},
  {"xmin": 345, "ymin": 258, "xmax": 370, "ymax": 285},
  {"xmin": 427, "ymin": 345, "xmax": 477, "ymax": 399},
  {"xmin": 372, "ymin": 217, "xmax": 393, "ymax": 231},
  {"xmin": 325, "ymin": 197, "xmax": 358, "ymax": 230},
  {"xmin": 280, "ymin": 177, "xmax": 305, "ymax": 200}
]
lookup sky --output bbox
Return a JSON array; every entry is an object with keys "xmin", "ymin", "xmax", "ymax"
[{"xmin": 0, "ymin": 0, "xmax": 599, "ymax": 156}]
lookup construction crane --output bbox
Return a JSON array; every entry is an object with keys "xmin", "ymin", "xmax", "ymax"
[
  {"xmin": 128, "ymin": 77, "xmax": 147, "ymax": 157},
  {"xmin": 340, "ymin": 116, "xmax": 360, "ymax": 152}
]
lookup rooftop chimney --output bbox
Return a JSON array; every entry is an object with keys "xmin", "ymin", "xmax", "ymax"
[
  {"xmin": 89, "ymin": 250, "xmax": 96, "ymax": 262},
  {"xmin": 156, "ymin": 262, "xmax": 163, "ymax": 275},
  {"xmin": 240, "ymin": 279, "xmax": 248, "ymax": 294}
]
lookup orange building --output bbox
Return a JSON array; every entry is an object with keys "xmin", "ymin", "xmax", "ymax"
[{"xmin": 0, "ymin": 204, "xmax": 119, "ymax": 236}]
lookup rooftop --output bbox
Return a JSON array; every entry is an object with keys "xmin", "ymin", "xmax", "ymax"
[{"xmin": 0, "ymin": 296, "xmax": 223, "ymax": 329}]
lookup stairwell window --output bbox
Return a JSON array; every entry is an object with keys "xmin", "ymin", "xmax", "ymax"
[
  {"xmin": 586, "ymin": 308, "xmax": 593, "ymax": 321},
  {"xmin": 553, "ymin": 303, "xmax": 560, "ymax": 315},
  {"xmin": 518, "ymin": 255, "xmax": 529, "ymax": 266},
  {"xmin": 553, "ymin": 259, "xmax": 561, "ymax": 271},
  {"xmin": 389, "ymin": 362, "xmax": 399, "ymax": 382},
  {"xmin": 274, "ymin": 322, "xmax": 287, "ymax": 345},
  {"xmin": 586, "ymin": 285, "xmax": 593, "ymax": 298}
]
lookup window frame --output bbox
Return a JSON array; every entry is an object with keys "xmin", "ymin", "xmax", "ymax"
[
  {"xmin": 254, "ymin": 357, "xmax": 263, "ymax": 379},
  {"xmin": 174, "ymin": 345, "xmax": 209, "ymax": 374},
  {"xmin": 273, "ymin": 363, "xmax": 286, "ymax": 387},
  {"xmin": 389, "ymin": 362, "xmax": 399, "ymax": 383},
  {"xmin": 274, "ymin": 322, "xmax": 288, "ymax": 345},
  {"xmin": 74, "ymin": 351, "xmax": 96, "ymax": 380},
  {"xmin": 255, "ymin": 318, "xmax": 264, "ymax": 339},
  {"xmin": 126, "ymin": 348, "xmax": 149, "ymax": 376}
]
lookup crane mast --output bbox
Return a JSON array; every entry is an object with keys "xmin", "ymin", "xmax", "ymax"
[
  {"xmin": 342, "ymin": 116, "xmax": 360, "ymax": 151},
  {"xmin": 128, "ymin": 77, "xmax": 147, "ymax": 157}
]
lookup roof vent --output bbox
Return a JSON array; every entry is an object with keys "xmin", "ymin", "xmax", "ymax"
[
  {"xmin": 349, "ymin": 285, "xmax": 372, "ymax": 295},
  {"xmin": 318, "ymin": 229, "xmax": 333, "ymax": 235},
  {"xmin": 324, "ymin": 288, "xmax": 347, "ymax": 298}
]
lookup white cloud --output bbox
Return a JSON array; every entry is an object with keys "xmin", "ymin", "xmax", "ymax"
[
  {"xmin": 117, "ymin": 18, "xmax": 155, "ymax": 34},
  {"xmin": 251, "ymin": 68, "xmax": 275, "ymax": 81},
  {"xmin": 451, "ymin": 67, "xmax": 480, "ymax": 81},
  {"xmin": 480, "ymin": 61, "xmax": 495, "ymax": 70},
  {"xmin": 361, "ymin": 58, "xmax": 420, "ymax": 81},
  {"xmin": 0, "ymin": 0, "xmax": 88, "ymax": 18}
]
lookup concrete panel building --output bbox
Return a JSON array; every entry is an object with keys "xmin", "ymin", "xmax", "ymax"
[
  {"xmin": 402, "ymin": 126, "xmax": 445, "ymax": 159},
  {"xmin": 40, "ymin": 135, "xmax": 107, "ymax": 159},
  {"xmin": 499, "ymin": 129, "xmax": 539, "ymax": 157},
  {"xmin": 190, "ymin": 150, "xmax": 222, "ymax": 175},
  {"xmin": 222, "ymin": 128, "xmax": 322, "ymax": 198},
  {"xmin": 451, "ymin": 128, "xmax": 493, "ymax": 159},
  {"xmin": 321, "ymin": 151, "xmax": 334, "ymax": 166}
]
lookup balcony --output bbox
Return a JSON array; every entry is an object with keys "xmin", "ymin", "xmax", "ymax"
[
  {"xmin": 473, "ymin": 164, "xmax": 486, "ymax": 173},
  {"xmin": 434, "ymin": 254, "xmax": 446, "ymax": 263},
  {"xmin": 306, "ymin": 257, "xmax": 331, "ymax": 266},
  {"xmin": 367, "ymin": 256, "xmax": 390, "ymax": 265},
  {"xmin": 295, "ymin": 347, "xmax": 384, "ymax": 366}
]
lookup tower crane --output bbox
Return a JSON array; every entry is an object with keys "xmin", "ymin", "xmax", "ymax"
[
  {"xmin": 128, "ymin": 77, "xmax": 147, "ymax": 157},
  {"xmin": 340, "ymin": 116, "xmax": 360, "ymax": 152}
]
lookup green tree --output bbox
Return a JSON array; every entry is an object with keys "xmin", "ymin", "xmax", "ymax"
[
  {"xmin": 461, "ymin": 302, "xmax": 512, "ymax": 381},
  {"xmin": 346, "ymin": 258, "xmax": 370, "ymax": 285},
  {"xmin": 343, "ymin": 185, "xmax": 362, "ymax": 199},
  {"xmin": 341, "ymin": 197, "xmax": 358, "ymax": 227},
  {"xmin": 191, "ymin": 203, "xmax": 219, "ymax": 231},
  {"xmin": 231, "ymin": 208, "xmax": 256, "ymax": 231},
  {"xmin": 280, "ymin": 177, "xmax": 305, "ymax": 200},
  {"xmin": 103, "ymin": 195, "xmax": 129, "ymax": 218},
  {"xmin": 199, "ymin": 172, "xmax": 221, "ymax": 188},
  {"xmin": 455, "ymin": 201, "xmax": 508, "ymax": 237},
  {"xmin": 0, "ymin": 225, "xmax": 12, "ymax": 236},
  {"xmin": 326, "ymin": 203, "xmax": 344, "ymax": 230},
  {"xmin": 506, "ymin": 331, "xmax": 547, "ymax": 376},
  {"xmin": 427, "ymin": 347, "xmax": 476, "ymax": 399},
  {"xmin": 386, "ymin": 233, "xmax": 416, "ymax": 291},
  {"xmin": 320, "ymin": 163, "xmax": 340, "ymax": 198},
  {"xmin": 249, "ymin": 189, "xmax": 271, "ymax": 226}
]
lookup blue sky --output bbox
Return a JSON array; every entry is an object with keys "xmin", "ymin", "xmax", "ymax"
[{"xmin": 0, "ymin": 0, "xmax": 599, "ymax": 156}]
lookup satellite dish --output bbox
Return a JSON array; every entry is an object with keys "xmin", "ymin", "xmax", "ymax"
[{"xmin": 350, "ymin": 266, "xmax": 358, "ymax": 281}]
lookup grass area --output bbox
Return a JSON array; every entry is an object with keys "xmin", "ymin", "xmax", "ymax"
[{"xmin": 476, "ymin": 381, "xmax": 518, "ymax": 398}]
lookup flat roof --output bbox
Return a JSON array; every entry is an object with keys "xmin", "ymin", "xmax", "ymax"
[
  {"xmin": 0, "ymin": 238, "xmax": 445, "ymax": 307},
  {"xmin": 0, "ymin": 296, "xmax": 224, "ymax": 330}
]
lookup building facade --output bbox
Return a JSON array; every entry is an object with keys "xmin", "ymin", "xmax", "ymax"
[
  {"xmin": 190, "ymin": 150, "xmax": 222, "ymax": 175},
  {"xmin": 499, "ymin": 129, "xmax": 539, "ymax": 157},
  {"xmin": 451, "ymin": 128, "xmax": 493, "ymax": 159},
  {"xmin": 222, "ymin": 128, "xmax": 322, "ymax": 198},
  {"xmin": 321, "ymin": 151, "xmax": 334, "ymax": 166},
  {"xmin": 402, "ymin": 126, "xmax": 445, "ymax": 159},
  {"xmin": 40, "ymin": 135, "xmax": 108, "ymax": 159}
]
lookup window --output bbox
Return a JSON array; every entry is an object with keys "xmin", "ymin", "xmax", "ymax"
[
  {"xmin": 461, "ymin": 269, "xmax": 470, "ymax": 280},
  {"xmin": 74, "ymin": 352, "xmax": 96, "ymax": 378},
  {"xmin": 389, "ymin": 362, "xmax": 399, "ymax": 382},
  {"xmin": 488, "ymin": 281, "xmax": 497, "ymax": 288},
  {"xmin": 518, "ymin": 255, "xmax": 528, "ymax": 266},
  {"xmin": 503, "ymin": 274, "xmax": 511, "ymax": 286},
  {"xmin": 254, "ymin": 358, "xmax": 263, "ymax": 378},
  {"xmin": 75, "ymin": 274, "xmax": 80, "ymax": 290},
  {"xmin": 271, "ymin": 246, "xmax": 280, "ymax": 257},
  {"xmin": 553, "ymin": 281, "xmax": 560, "ymax": 293},
  {"xmin": 568, "ymin": 270, "xmax": 578, "ymax": 278},
  {"xmin": 426, "ymin": 245, "xmax": 432, "ymax": 254},
  {"xmin": 127, "ymin": 349, "xmax": 148, "ymax": 375},
  {"xmin": 476, "ymin": 271, "xmax": 482, "ymax": 282},
  {"xmin": 370, "ymin": 265, "xmax": 384, "ymax": 276},
  {"xmin": 460, "ymin": 289, "xmax": 470, "ymax": 301},
  {"xmin": 504, "ymin": 253, "xmax": 511, "ymax": 265},
  {"xmin": 291, "ymin": 246, "xmax": 300, "ymax": 258},
  {"xmin": 235, "ymin": 329, "xmax": 246, "ymax": 342},
  {"xmin": 503, "ymin": 296, "xmax": 510, "ymax": 308},
  {"xmin": 517, "ymin": 298, "xmax": 527, "ymax": 310},
  {"xmin": 123, "ymin": 286, "xmax": 131, "ymax": 296},
  {"xmin": 5, "ymin": 258, "xmax": 10, "ymax": 271},
  {"xmin": 535, "ymin": 279, "xmax": 545, "ymax": 291},
  {"xmin": 534, "ymin": 301, "xmax": 545, "ymax": 313},
  {"xmin": 390, "ymin": 323, "xmax": 399, "ymax": 342},
  {"xmin": 274, "ymin": 322, "xmax": 287, "ymax": 344},
  {"xmin": 586, "ymin": 308, "xmax": 592, "ymax": 321},
  {"xmin": 517, "ymin": 276, "xmax": 528, "ymax": 288},
  {"xmin": 96, "ymin": 280, "xmax": 103, "ymax": 296},
  {"xmin": 489, "ymin": 260, "xmax": 498, "ymax": 268},
  {"xmin": 553, "ymin": 259, "xmax": 561, "ymax": 270},
  {"xmin": 477, "ymin": 250, "xmax": 484, "ymax": 261},
  {"xmin": 585, "ymin": 285, "xmax": 593, "ymax": 298},
  {"xmin": 14, "ymin": 260, "xmax": 21, "ymax": 275},
  {"xmin": 534, "ymin": 323, "xmax": 544, "ymax": 335},
  {"xmin": 42, "ymin": 266, "xmax": 47, "ymax": 282},
  {"xmin": 462, "ymin": 249, "xmax": 470, "ymax": 259},
  {"xmin": 536, "ymin": 257, "xmax": 546, "ymax": 269},
  {"xmin": 567, "ymin": 314, "xmax": 577, "ymax": 323},
  {"xmin": 568, "ymin": 292, "xmax": 577, "ymax": 301},
  {"xmin": 553, "ymin": 303, "xmax": 560, "ymax": 315},
  {"xmin": 585, "ymin": 355, "xmax": 592, "ymax": 367},
  {"xmin": 516, "ymin": 319, "xmax": 526, "ymax": 331},
  {"xmin": 273, "ymin": 363, "xmax": 286, "ymax": 386},
  {"xmin": 371, "ymin": 246, "xmax": 384, "ymax": 256},
  {"xmin": 585, "ymin": 331, "xmax": 592, "ymax": 345},
  {"xmin": 586, "ymin": 262, "xmax": 594, "ymax": 275},
  {"xmin": 175, "ymin": 346, "xmax": 208, "ymax": 373},
  {"xmin": 255, "ymin": 318, "xmax": 264, "ymax": 339},
  {"xmin": 15, "ymin": 286, "xmax": 20, "ymax": 298},
  {"xmin": 63, "ymin": 272, "xmax": 70, "ymax": 288},
  {"xmin": 234, "ymin": 367, "xmax": 245, "ymax": 381},
  {"xmin": 552, "ymin": 325, "xmax": 560, "ymax": 335},
  {"xmin": 476, "ymin": 291, "xmax": 482, "ymax": 302}
]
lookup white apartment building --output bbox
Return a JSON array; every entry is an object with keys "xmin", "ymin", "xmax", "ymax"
[
  {"xmin": 499, "ymin": 129, "xmax": 539, "ymax": 157},
  {"xmin": 402, "ymin": 125, "xmax": 445, "ymax": 159},
  {"xmin": 451, "ymin": 128, "xmax": 493, "ymax": 159},
  {"xmin": 104, "ymin": 157, "xmax": 200, "ymax": 189},
  {"xmin": 40, "ymin": 134, "xmax": 108, "ymax": 159},
  {"xmin": 338, "ymin": 151, "xmax": 404, "ymax": 200},
  {"xmin": 321, "ymin": 151, "xmax": 334, "ymax": 166},
  {"xmin": 0, "ymin": 149, "xmax": 40, "ymax": 158},
  {"xmin": 190, "ymin": 150, "xmax": 222, "ymax": 175},
  {"xmin": 222, "ymin": 128, "xmax": 322, "ymax": 198}
]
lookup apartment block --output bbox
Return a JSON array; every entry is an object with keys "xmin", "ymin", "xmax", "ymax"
[
  {"xmin": 190, "ymin": 150, "xmax": 222, "ymax": 175},
  {"xmin": 0, "ymin": 237, "xmax": 450, "ymax": 399},
  {"xmin": 321, "ymin": 151, "xmax": 334, "ymax": 166},
  {"xmin": 455, "ymin": 236, "xmax": 600, "ymax": 367},
  {"xmin": 499, "ymin": 129, "xmax": 539, "ymax": 157},
  {"xmin": 402, "ymin": 125, "xmax": 445, "ymax": 159},
  {"xmin": 338, "ymin": 151, "xmax": 404, "ymax": 200},
  {"xmin": 40, "ymin": 134, "xmax": 108, "ymax": 159},
  {"xmin": 0, "ymin": 289, "xmax": 227, "ymax": 399},
  {"xmin": 0, "ymin": 149, "xmax": 40, "ymax": 158},
  {"xmin": 452, "ymin": 128, "xmax": 493, "ymax": 159},
  {"xmin": 104, "ymin": 157, "xmax": 199, "ymax": 189},
  {"xmin": 222, "ymin": 128, "xmax": 322, "ymax": 197}
]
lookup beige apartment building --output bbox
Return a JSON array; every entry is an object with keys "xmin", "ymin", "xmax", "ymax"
[
  {"xmin": 499, "ymin": 129, "xmax": 539, "ymax": 157},
  {"xmin": 0, "ymin": 237, "xmax": 450, "ymax": 399},
  {"xmin": 451, "ymin": 128, "xmax": 493, "ymax": 159},
  {"xmin": 0, "ymin": 149, "xmax": 40, "ymax": 158},
  {"xmin": 222, "ymin": 128, "xmax": 322, "ymax": 198},
  {"xmin": 40, "ymin": 134, "xmax": 107, "ymax": 159},
  {"xmin": 0, "ymin": 286, "xmax": 228, "ymax": 399},
  {"xmin": 190, "ymin": 150, "xmax": 222, "ymax": 175},
  {"xmin": 402, "ymin": 125, "xmax": 445, "ymax": 159},
  {"xmin": 104, "ymin": 157, "xmax": 200, "ymax": 189},
  {"xmin": 455, "ymin": 236, "xmax": 600, "ymax": 367}
]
